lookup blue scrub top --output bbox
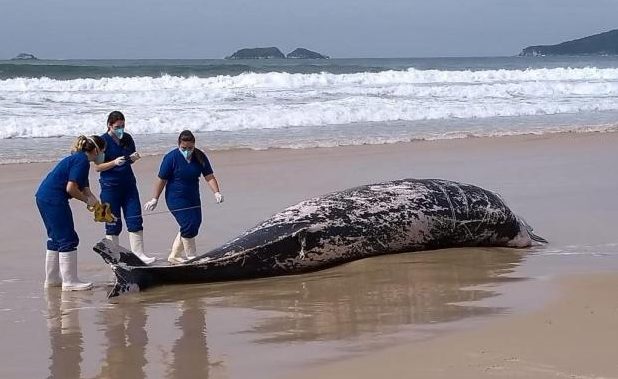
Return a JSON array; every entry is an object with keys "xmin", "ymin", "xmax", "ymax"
[
  {"xmin": 158, "ymin": 149, "xmax": 213, "ymax": 205},
  {"xmin": 99, "ymin": 132, "xmax": 137, "ymax": 186},
  {"xmin": 36, "ymin": 152, "xmax": 90, "ymax": 204}
]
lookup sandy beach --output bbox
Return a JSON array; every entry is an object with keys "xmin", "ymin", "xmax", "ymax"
[
  {"xmin": 1, "ymin": 131, "xmax": 617, "ymax": 378},
  {"xmin": 298, "ymin": 273, "xmax": 618, "ymax": 379}
]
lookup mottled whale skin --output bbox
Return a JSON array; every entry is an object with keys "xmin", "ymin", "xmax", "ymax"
[{"xmin": 94, "ymin": 179, "xmax": 546, "ymax": 297}]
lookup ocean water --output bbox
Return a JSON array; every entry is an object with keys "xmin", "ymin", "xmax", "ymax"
[{"xmin": 1, "ymin": 56, "xmax": 618, "ymax": 163}]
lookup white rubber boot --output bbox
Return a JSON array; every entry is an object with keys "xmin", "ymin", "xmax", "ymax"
[
  {"xmin": 167, "ymin": 232, "xmax": 185, "ymax": 264},
  {"xmin": 129, "ymin": 231, "xmax": 156, "ymax": 264},
  {"xmin": 44, "ymin": 250, "xmax": 62, "ymax": 288},
  {"xmin": 59, "ymin": 251, "xmax": 93, "ymax": 291},
  {"xmin": 105, "ymin": 234, "xmax": 119, "ymax": 246},
  {"xmin": 181, "ymin": 237, "xmax": 197, "ymax": 261}
]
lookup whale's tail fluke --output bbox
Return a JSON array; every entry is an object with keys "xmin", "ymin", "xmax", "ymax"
[
  {"xmin": 105, "ymin": 265, "xmax": 140, "ymax": 297},
  {"xmin": 93, "ymin": 239, "xmax": 149, "ymax": 297},
  {"xmin": 93, "ymin": 238, "xmax": 148, "ymax": 267}
]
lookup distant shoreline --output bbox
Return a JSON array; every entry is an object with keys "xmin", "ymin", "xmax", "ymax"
[{"xmin": 1, "ymin": 130, "xmax": 616, "ymax": 166}]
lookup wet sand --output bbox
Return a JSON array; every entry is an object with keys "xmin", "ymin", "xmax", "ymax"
[
  {"xmin": 0, "ymin": 131, "xmax": 617, "ymax": 378},
  {"xmin": 298, "ymin": 273, "xmax": 618, "ymax": 379}
]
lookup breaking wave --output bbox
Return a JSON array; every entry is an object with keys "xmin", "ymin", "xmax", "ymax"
[{"xmin": 1, "ymin": 67, "xmax": 618, "ymax": 139}]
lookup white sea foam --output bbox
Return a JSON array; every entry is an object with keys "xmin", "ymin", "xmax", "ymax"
[{"xmin": 1, "ymin": 67, "xmax": 618, "ymax": 140}]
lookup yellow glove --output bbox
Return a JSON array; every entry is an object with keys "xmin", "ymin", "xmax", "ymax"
[{"xmin": 87, "ymin": 202, "xmax": 117, "ymax": 223}]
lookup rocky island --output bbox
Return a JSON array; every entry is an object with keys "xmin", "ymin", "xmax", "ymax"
[
  {"xmin": 226, "ymin": 47, "xmax": 285, "ymax": 60},
  {"xmin": 226, "ymin": 47, "xmax": 329, "ymax": 59},
  {"xmin": 11, "ymin": 53, "xmax": 38, "ymax": 60},
  {"xmin": 286, "ymin": 48, "xmax": 329, "ymax": 59},
  {"xmin": 520, "ymin": 29, "xmax": 618, "ymax": 56}
]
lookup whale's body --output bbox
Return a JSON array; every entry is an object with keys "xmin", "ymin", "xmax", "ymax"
[{"xmin": 94, "ymin": 179, "xmax": 545, "ymax": 297}]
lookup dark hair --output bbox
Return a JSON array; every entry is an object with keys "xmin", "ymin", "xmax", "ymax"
[
  {"xmin": 107, "ymin": 111, "xmax": 125, "ymax": 126},
  {"xmin": 71, "ymin": 135, "xmax": 106, "ymax": 153},
  {"xmin": 177, "ymin": 130, "xmax": 206, "ymax": 166},
  {"xmin": 178, "ymin": 130, "xmax": 195, "ymax": 144}
]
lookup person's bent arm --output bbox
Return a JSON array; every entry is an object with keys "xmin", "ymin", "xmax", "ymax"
[
  {"xmin": 83, "ymin": 186, "xmax": 99, "ymax": 204},
  {"xmin": 66, "ymin": 181, "xmax": 90, "ymax": 204},
  {"xmin": 94, "ymin": 160, "xmax": 114, "ymax": 172},
  {"xmin": 93, "ymin": 157, "xmax": 126, "ymax": 172}
]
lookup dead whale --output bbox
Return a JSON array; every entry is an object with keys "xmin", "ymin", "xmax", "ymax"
[{"xmin": 94, "ymin": 178, "xmax": 546, "ymax": 297}]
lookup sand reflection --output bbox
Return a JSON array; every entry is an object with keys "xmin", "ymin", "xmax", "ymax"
[
  {"xmin": 141, "ymin": 247, "xmax": 525, "ymax": 343},
  {"xmin": 96, "ymin": 301, "xmax": 148, "ymax": 378},
  {"xmin": 167, "ymin": 298, "xmax": 210, "ymax": 379},
  {"xmin": 44, "ymin": 248, "xmax": 525, "ymax": 378},
  {"xmin": 211, "ymin": 248, "xmax": 524, "ymax": 343},
  {"xmin": 45, "ymin": 290, "xmax": 84, "ymax": 379}
]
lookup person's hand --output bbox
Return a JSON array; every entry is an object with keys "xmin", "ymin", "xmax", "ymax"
[
  {"xmin": 86, "ymin": 195, "xmax": 99, "ymax": 208},
  {"xmin": 130, "ymin": 152, "xmax": 141, "ymax": 163},
  {"xmin": 114, "ymin": 156, "xmax": 126, "ymax": 166},
  {"xmin": 144, "ymin": 198, "xmax": 158, "ymax": 211},
  {"xmin": 214, "ymin": 192, "xmax": 224, "ymax": 204}
]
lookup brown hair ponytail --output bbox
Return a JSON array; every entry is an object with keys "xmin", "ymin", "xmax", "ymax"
[{"xmin": 71, "ymin": 135, "xmax": 106, "ymax": 154}]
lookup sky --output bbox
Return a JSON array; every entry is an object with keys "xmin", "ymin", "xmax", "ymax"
[{"xmin": 1, "ymin": 0, "xmax": 617, "ymax": 59}]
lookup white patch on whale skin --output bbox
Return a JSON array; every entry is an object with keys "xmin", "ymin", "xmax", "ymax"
[
  {"xmin": 193, "ymin": 256, "xmax": 213, "ymax": 264},
  {"xmin": 507, "ymin": 221, "xmax": 534, "ymax": 248},
  {"xmin": 507, "ymin": 232, "xmax": 532, "ymax": 248}
]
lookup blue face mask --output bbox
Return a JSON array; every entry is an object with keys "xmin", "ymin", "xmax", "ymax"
[
  {"xmin": 180, "ymin": 148, "xmax": 193, "ymax": 160},
  {"xmin": 114, "ymin": 128, "xmax": 124, "ymax": 139},
  {"xmin": 95, "ymin": 151, "xmax": 105, "ymax": 164}
]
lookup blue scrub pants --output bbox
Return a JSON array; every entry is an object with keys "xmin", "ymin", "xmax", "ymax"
[
  {"xmin": 100, "ymin": 182, "xmax": 143, "ymax": 235},
  {"xmin": 36, "ymin": 197, "xmax": 79, "ymax": 252},
  {"xmin": 168, "ymin": 198, "xmax": 202, "ymax": 238}
]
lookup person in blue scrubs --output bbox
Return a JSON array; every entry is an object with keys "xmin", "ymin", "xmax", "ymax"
[
  {"xmin": 94, "ymin": 111, "xmax": 155, "ymax": 264},
  {"xmin": 144, "ymin": 130, "xmax": 224, "ymax": 264},
  {"xmin": 36, "ymin": 135, "xmax": 106, "ymax": 291}
]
